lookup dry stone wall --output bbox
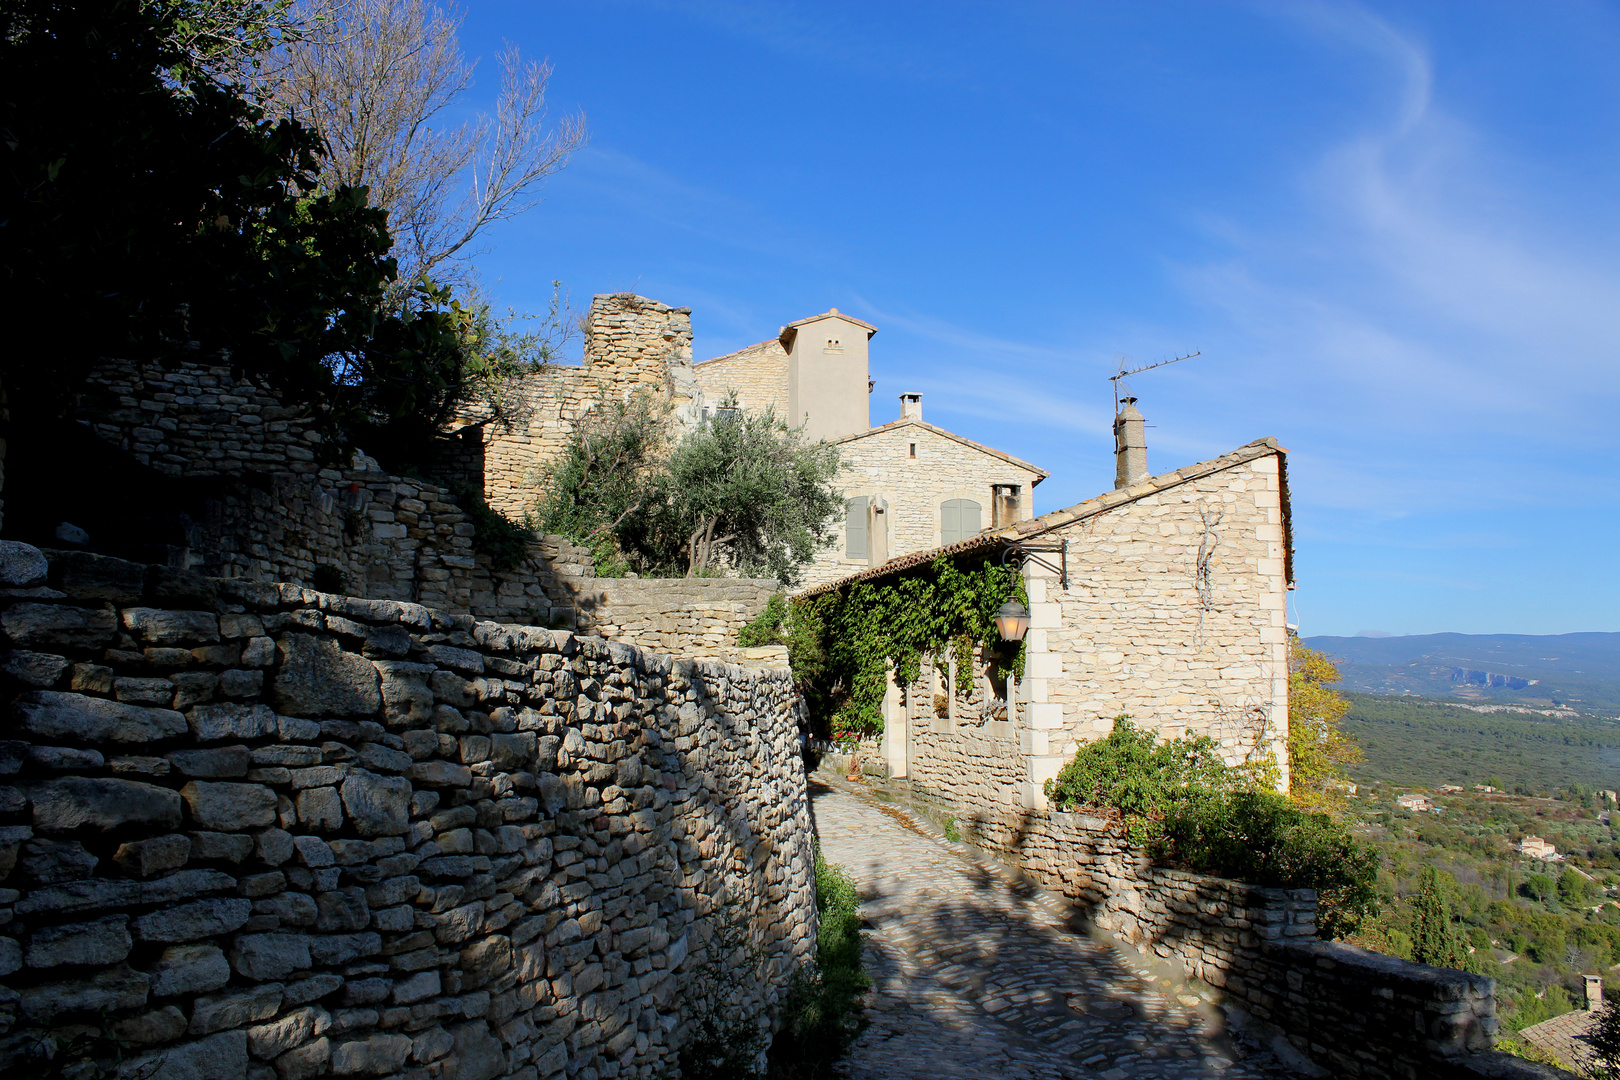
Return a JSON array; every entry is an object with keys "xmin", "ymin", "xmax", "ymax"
[
  {"xmin": 75, "ymin": 352, "xmax": 774, "ymax": 661},
  {"xmin": 0, "ymin": 541, "xmax": 816, "ymax": 1080},
  {"xmin": 570, "ymin": 580, "xmax": 778, "ymax": 662}
]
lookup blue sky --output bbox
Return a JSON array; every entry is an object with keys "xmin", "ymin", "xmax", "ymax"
[{"xmin": 452, "ymin": 1, "xmax": 1620, "ymax": 638}]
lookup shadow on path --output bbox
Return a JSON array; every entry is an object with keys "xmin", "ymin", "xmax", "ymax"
[{"xmin": 810, "ymin": 779, "xmax": 1292, "ymax": 1080}]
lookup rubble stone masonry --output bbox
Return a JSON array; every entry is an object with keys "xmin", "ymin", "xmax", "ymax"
[
  {"xmin": 0, "ymin": 542, "xmax": 815, "ymax": 1080},
  {"xmin": 471, "ymin": 296, "xmax": 696, "ymax": 520}
]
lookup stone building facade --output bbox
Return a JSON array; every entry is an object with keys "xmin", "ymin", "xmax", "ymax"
[
  {"xmin": 465, "ymin": 300, "xmax": 1045, "ymax": 588},
  {"xmin": 0, "ymin": 542, "xmax": 815, "ymax": 1080},
  {"xmin": 810, "ymin": 432, "xmax": 1293, "ymax": 809},
  {"xmin": 799, "ymin": 396, "xmax": 1047, "ymax": 589}
]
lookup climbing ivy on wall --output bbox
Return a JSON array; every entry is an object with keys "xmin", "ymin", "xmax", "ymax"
[{"xmin": 789, "ymin": 556, "xmax": 1027, "ymax": 744}]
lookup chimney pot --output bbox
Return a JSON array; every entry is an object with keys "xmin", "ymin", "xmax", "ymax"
[
  {"xmin": 899, "ymin": 393, "xmax": 923, "ymax": 422},
  {"xmin": 1114, "ymin": 398, "xmax": 1149, "ymax": 488}
]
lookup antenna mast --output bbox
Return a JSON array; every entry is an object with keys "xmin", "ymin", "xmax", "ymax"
[{"xmin": 1110, "ymin": 351, "xmax": 1202, "ymax": 413}]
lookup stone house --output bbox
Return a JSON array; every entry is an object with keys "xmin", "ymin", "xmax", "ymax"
[
  {"xmin": 1398, "ymin": 793, "xmax": 1435, "ymax": 812},
  {"xmin": 1519, "ymin": 835, "xmax": 1559, "ymax": 860},
  {"xmin": 807, "ymin": 403, "xmax": 1294, "ymax": 810}
]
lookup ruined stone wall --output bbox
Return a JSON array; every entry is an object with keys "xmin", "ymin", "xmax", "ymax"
[
  {"xmin": 691, "ymin": 340, "xmax": 788, "ymax": 420},
  {"xmin": 0, "ymin": 542, "xmax": 815, "ymax": 1080},
  {"xmin": 472, "ymin": 296, "xmax": 696, "ymax": 520},
  {"xmin": 799, "ymin": 421, "xmax": 1045, "ymax": 590}
]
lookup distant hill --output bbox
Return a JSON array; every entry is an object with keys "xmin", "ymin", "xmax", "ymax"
[{"xmin": 1302, "ymin": 632, "xmax": 1620, "ymax": 716}]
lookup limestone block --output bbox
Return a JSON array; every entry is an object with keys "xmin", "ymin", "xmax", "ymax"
[
  {"xmin": 34, "ymin": 777, "xmax": 182, "ymax": 833},
  {"xmin": 150, "ymin": 943, "xmax": 232, "ymax": 997},
  {"xmin": 272, "ymin": 634, "xmax": 382, "ymax": 717}
]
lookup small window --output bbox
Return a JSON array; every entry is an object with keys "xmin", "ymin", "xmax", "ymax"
[
  {"xmin": 940, "ymin": 499, "xmax": 982, "ymax": 545},
  {"xmin": 846, "ymin": 496, "xmax": 869, "ymax": 559},
  {"xmin": 824, "ymin": 337, "xmax": 844, "ymax": 353},
  {"xmin": 909, "ymin": 443, "xmax": 916, "ymax": 459}
]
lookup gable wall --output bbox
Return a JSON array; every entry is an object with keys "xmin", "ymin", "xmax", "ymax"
[
  {"xmin": 797, "ymin": 423, "xmax": 1043, "ymax": 590},
  {"xmin": 691, "ymin": 341, "xmax": 788, "ymax": 420},
  {"xmin": 1030, "ymin": 451, "xmax": 1291, "ymax": 790}
]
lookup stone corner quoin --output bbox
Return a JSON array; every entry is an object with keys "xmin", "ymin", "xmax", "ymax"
[{"xmin": 0, "ymin": 540, "xmax": 817, "ymax": 1080}]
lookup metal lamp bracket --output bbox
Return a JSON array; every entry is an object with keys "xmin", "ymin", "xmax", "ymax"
[{"xmin": 1000, "ymin": 539, "xmax": 1069, "ymax": 590}]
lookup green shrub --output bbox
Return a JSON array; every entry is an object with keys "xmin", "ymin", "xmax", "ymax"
[
  {"xmin": 767, "ymin": 844, "xmax": 869, "ymax": 1079},
  {"xmin": 739, "ymin": 594, "xmax": 792, "ymax": 648},
  {"xmin": 1046, "ymin": 716, "xmax": 1379, "ymax": 938},
  {"xmin": 1044, "ymin": 716, "xmax": 1241, "ymax": 844}
]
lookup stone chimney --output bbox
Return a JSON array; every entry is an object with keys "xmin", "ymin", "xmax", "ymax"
[
  {"xmin": 1114, "ymin": 398, "xmax": 1148, "ymax": 488},
  {"xmin": 1587, "ymin": 975, "xmax": 1604, "ymax": 1011},
  {"xmin": 899, "ymin": 393, "xmax": 922, "ymax": 422}
]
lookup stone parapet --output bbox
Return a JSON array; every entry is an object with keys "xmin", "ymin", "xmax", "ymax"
[{"xmin": 0, "ymin": 543, "xmax": 815, "ymax": 1080}]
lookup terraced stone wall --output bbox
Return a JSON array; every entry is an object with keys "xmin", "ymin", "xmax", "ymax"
[{"xmin": 0, "ymin": 542, "xmax": 816, "ymax": 1080}]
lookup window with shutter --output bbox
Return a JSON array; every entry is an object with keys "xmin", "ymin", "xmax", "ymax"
[
  {"xmin": 846, "ymin": 497, "xmax": 868, "ymax": 559},
  {"xmin": 940, "ymin": 499, "xmax": 982, "ymax": 545}
]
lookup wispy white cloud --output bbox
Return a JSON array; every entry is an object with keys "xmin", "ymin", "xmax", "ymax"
[{"xmin": 1166, "ymin": 1, "xmax": 1620, "ymax": 518}]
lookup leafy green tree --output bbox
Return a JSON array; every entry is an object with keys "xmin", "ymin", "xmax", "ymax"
[
  {"xmin": 530, "ymin": 390, "xmax": 671, "ymax": 573},
  {"xmin": 1558, "ymin": 868, "xmax": 1596, "ymax": 905},
  {"xmin": 1, "ymin": 0, "xmax": 546, "ymax": 511},
  {"xmin": 1521, "ymin": 873, "xmax": 1556, "ymax": 903},
  {"xmin": 654, "ymin": 405, "xmax": 841, "ymax": 583},
  {"xmin": 1410, "ymin": 866, "xmax": 1470, "ymax": 969}
]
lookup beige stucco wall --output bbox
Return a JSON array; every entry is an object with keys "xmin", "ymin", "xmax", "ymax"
[
  {"xmin": 797, "ymin": 420, "xmax": 1045, "ymax": 589},
  {"xmin": 786, "ymin": 314, "xmax": 871, "ymax": 442},
  {"xmin": 691, "ymin": 338, "xmax": 789, "ymax": 419}
]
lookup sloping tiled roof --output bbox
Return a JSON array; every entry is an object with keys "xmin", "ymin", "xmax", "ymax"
[
  {"xmin": 834, "ymin": 418, "xmax": 1049, "ymax": 482},
  {"xmin": 799, "ymin": 437, "xmax": 1289, "ymax": 598},
  {"xmin": 1519, "ymin": 1007, "xmax": 1598, "ymax": 1073},
  {"xmin": 778, "ymin": 308, "xmax": 878, "ymax": 350}
]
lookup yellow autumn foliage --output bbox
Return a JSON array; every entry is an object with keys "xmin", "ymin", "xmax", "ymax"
[{"xmin": 1288, "ymin": 640, "xmax": 1362, "ymax": 815}]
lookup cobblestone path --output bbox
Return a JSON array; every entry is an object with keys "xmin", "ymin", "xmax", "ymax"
[{"xmin": 812, "ymin": 780, "xmax": 1293, "ymax": 1080}]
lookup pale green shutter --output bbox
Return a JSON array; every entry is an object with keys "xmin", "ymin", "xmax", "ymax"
[
  {"xmin": 846, "ymin": 497, "xmax": 868, "ymax": 559},
  {"xmin": 941, "ymin": 499, "xmax": 982, "ymax": 545}
]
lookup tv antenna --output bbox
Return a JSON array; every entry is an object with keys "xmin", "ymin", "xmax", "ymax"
[{"xmin": 1110, "ymin": 351, "xmax": 1202, "ymax": 414}]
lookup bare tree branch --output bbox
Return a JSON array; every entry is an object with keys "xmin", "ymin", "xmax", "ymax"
[{"xmin": 254, "ymin": 0, "xmax": 586, "ymax": 290}]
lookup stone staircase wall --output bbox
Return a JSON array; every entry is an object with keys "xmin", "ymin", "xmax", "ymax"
[{"xmin": 0, "ymin": 541, "xmax": 815, "ymax": 1080}]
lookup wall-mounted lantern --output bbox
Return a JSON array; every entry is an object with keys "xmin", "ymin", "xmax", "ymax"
[{"xmin": 995, "ymin": 600, "xmax": 1030, "ymax": 644}]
